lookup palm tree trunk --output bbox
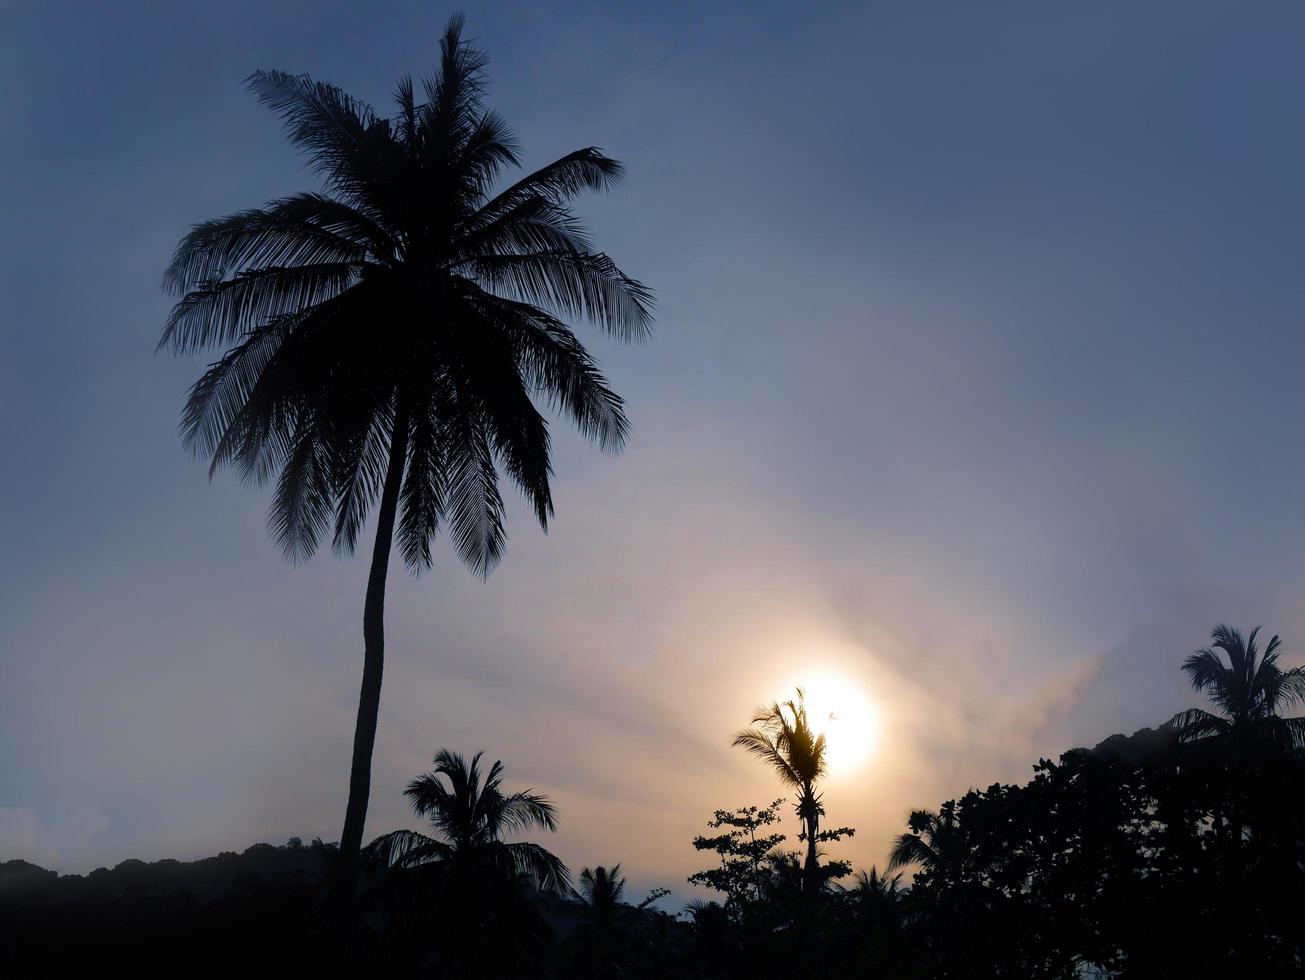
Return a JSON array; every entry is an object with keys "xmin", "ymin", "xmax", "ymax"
[
  {"xmin": 802, "ymin": 806, "xmax": 820, "ymax": 896},
  {"xmin": 332, "ymin": 406, "xmax": 410, "ymax": 932}
]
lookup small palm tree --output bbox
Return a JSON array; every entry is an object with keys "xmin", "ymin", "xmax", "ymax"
[
  {"xmin": 733, "ymin": 689, "xmax": 828, "ymax": 895},
  {"xmin": 578, "ymin": 864, "xmax": 626, "ymax": 916},
  {"xmin": 850, "ymin": 865, "xmax": 902, "ymax": 903},
  {"xmin": 366, "ymin": 749, "xmax": 570, "ymax": 894},
  {"xmin": 362, "ymin": 751, "xmax": 564, "ymax": 974},
  {"xmin": 847, "ymin": 866, "xmax": 904, "ymax": 937},
  {"xmin": 159, "ymin": 14, "xmax": 651, "ymax": 915},
  {"xmin": 1169, "ymin": 625, "xmax": 1305, "ymax": 753},
  {"xmin": 887, "ymin": 807, "xmax": 967, "ymax": 885}
]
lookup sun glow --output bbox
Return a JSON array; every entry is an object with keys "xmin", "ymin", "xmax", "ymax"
[{"xmin": 795, "ymin": 672, "xmax": 879, "ymax": 778}]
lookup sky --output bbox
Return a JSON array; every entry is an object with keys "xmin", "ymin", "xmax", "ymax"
[{"xmin": 4, "ymin": 0, "xmax": 1305, "ymax": 903}]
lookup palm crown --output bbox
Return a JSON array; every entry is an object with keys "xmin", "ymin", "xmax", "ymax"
[
  {"xmin": 733, "ymin": 690, "xmax": 828, "ymax": 801},
  {"xmin": 578, "ymin": 864, "xmax": 626, "ymax": 913},
  {"xmin": 161, "ymin": 15, "xmax": 650, "ymax": 574},
  {"xmin": 1169, "ymin": 624, "xmax": 1305, "ymax": 752},
  {"xmin": 367, "ymin": 749, "xmax": 570, "ymax": 895}
]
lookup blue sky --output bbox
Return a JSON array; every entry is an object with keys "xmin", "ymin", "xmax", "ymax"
[{"xmin": 4, "ymin": 0, "xmax": 1305, "ymax": 900}]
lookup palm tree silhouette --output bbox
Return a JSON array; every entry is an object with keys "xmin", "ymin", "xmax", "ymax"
[
  {"xmin": 887, "ymin": 807, "xmax": 967, "ymax": 885},
  {"xmin": 850, "ymin": 865, "xmax": 903, "ymax": 904},
  {"xmin": 159, "ymin": 15, "xmax": 650, "ymax": 915},
  {"xmin": 733, "ymin": 689, "xmax": 829, "ymax": 896},
  {"xmin": 365, "ymin": 749, "xmax": 570, "ymax": 894},
  {"xmin": 361, "ymin": 751, "xmax": 567, "ymax": 973},
  {"xmin": 1169, "ymin": 625, "xmax": 1305, "ymax": 752},
  {"xmin": 578, "ymin": 864, "xmax": 626, "ymax": 916}
]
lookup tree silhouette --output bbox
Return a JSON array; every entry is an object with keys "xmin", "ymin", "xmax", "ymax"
[
  {"xmin": 359, "ymin": 751, "xmax": 568, "ymax": 974},
  {"xmin": 688, "ymin": 800, "xmax": 788, "ymax": 911},
  {"xmin": 733, "ymin": 690, "xmax": 829, "ymax": 895},
  {"xmin": 578, "ymin": 865, "xmax": 625, "ymax": 915},
  {"xmin": 887, "ymin": 806, "xmax": 967, "ymax": 884},
  {"xmin": 1169, "ymin": 624, "xmax": 1305, "ymax": 753},
  {"xmin": 848, "ymin": 865, "xmax": 902, "ymax": 908},
  {"xmin": 365, "ymin": 749, "xmax": 570, "ymax": 893},
  {"xmin": 159, "ymin": 14, "xmax": 651, "ymax": 920}
]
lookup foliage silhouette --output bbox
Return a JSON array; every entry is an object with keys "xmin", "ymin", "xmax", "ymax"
[
  {"xmin": 561, "ymin": 864, "xmax": 673, "ymax": 977},
  {"xmin": 886, "ymin": 806, "xmax": 968, "ymax": 882},
  {"xmin": 158, "ymin": 12, "xmax": 651, "ymax": 926},
  {"xmin": 687, "ymin": 800, "xmax": 788, "ymax": 911},
  {"xmin": 846, "ymin": 865, "xmax": 902, "ymax": 910}
]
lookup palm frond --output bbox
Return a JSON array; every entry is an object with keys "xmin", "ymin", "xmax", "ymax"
[
  {"xmin": 462, "ymin": 249, "xmax": 653, "ymax": 341},
  {"xmin": 453, "ymin": 195, "xmax": 591, "ymax": 261},
  {"xmin": 363, "ymin": 829, "xmax": 448, "ymax": 872},
  {"xmin": 499, "ymin": 791, "xmax": 559, "ymax": 835},
  {"xmin": 470, "ymin": 147, "xmax": 625, "ymax": 225},
  {"xmin": 396, "ymin": 405, "xmax": 447, "ymax": 570},
  {"xmin": 161, "ymin": 263, "xmax": 358, "ymax": 352},
  {"xmin": 1168, "ymin": 707, "xmax": 1230, "ymax": 743},
  {"xmin": 504, "ymin": 840, "xmax": 572, "ymax": 895},
  {"xmin": 406, "ymin": 770, "xmax": 456, "ymax": 823},
  {"xmin": 329, "ymin": 406, "xmax": 393, "ymax": 556},
  {"xmin": 162, "ymin": 193, "xmax": 388, "ymax": 301},
  {"xmin": 455, "ymin": 108, "xmax": 521, "ymax": 198},
  {"xmin": 420, "ymin": 13, "xmax": 488, "ymax": 143},
  {"xmin": 442, "ymin": 413, "xmax": 507, "ymax": 577},
  {"xmin": 887, "ymin": 832, "xmax": 937, "ymax": 872},
  {"xmin": 268, "ymin": 414, "xmax": 334, "ymax": 562},
  {"xmin": 179, "ymin": 316, "xmax": 297, "ymax": 471},
  {"xmin": 1275, "ymin": 666, "xmax": 1305, "ymax": 710},
  {"xmin": 246, "ymin": 69, "xmax": 392, "ymax": 209},
  {"xmin": 457, "ymin": 288, "xmax": 630, "ymax": 452},
  {"xmin": 1182, "ymin": 647, "xmax": 1231, "ymax": 699},
  {"xmin": 1283, "ymin": 715, "xmax": 1305, "ymax": 748},
  {"xmin": 732, "ymin": 727, "xmax": 801, "ymax": 787}
]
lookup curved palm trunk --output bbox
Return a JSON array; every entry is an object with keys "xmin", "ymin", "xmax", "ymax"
[{"xmin": 333, "ymin": 409, "xmax": 410, "ymax": 932}]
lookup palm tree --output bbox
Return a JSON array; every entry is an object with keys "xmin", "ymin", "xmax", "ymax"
[
  {"xmin": 849, "ymin": 865, "xmax": 903, "ymax": 904},
  {"xmin": 362, "ymin": 750, "xmax": 566, "ymax": 973},
  {"xmin": 578, "ymin": 864, "xmax": 626, "ymax": 916},
  {"xmin": 733, "ymin": 689, "xmax": 829, "ymax": 895},
  {"xmin": 365, "ymin": 749, "xmax": 570, "ymax": 893},
  {"xmin": 1169, "ymin": 625, "xmax": 1305, "ymax": 753},
  {"xmin": 887, "ymin": 807, "xmax": 967, "ymax": 886},
  {"xmin": 159, "ymin": 15, "xmax": 651, "ymax": 916}
]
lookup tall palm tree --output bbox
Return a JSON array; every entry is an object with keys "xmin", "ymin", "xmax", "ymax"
[
  {"xmin": 733, "ymin": 689, "xmax": 829, "ymax": 895},
  {"xmin": 365, "ymin": 749, "xmax": 570, "ymax": 892},
  {"xmin": 1169, "ymin": 625, "xmax": 1305, "ymax": 753},
  {"xmin": 159, "ymin": 15, "xmax": 651, "ymax": 914}
]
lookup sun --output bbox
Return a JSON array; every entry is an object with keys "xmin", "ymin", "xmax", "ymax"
[{"xmin": 796, "ymin": 672, "xmax": 879, "ymax": 778}]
